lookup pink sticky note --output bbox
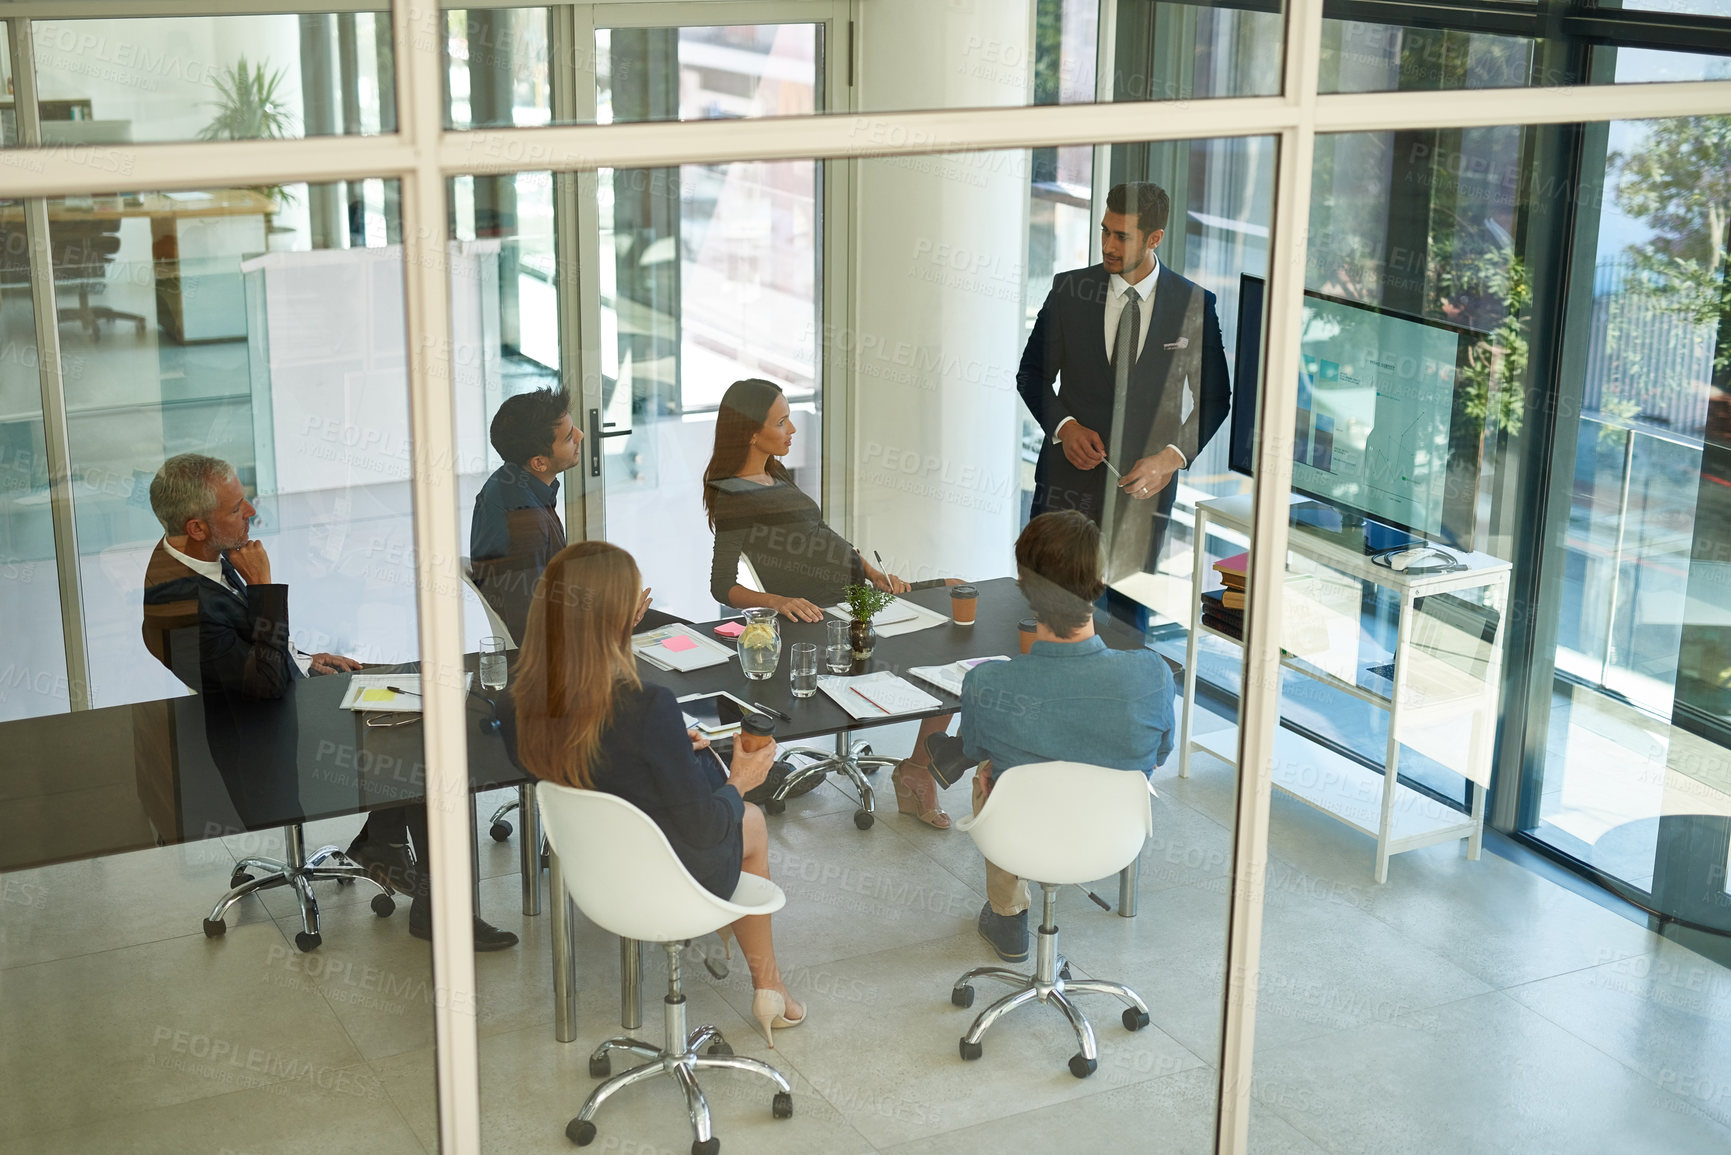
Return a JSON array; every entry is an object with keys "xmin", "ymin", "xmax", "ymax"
[
  {"xmin": 713, "ymin": 621, "xmax": 745, "ymax": 638},
  {"xmin": 662, "ymin": 634, "xmax": 698, "ymax": 653}
]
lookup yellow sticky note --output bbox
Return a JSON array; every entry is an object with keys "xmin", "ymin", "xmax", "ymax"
[{"xmin": 360, "ymin": 688, "xmax": 396, "ymax": 703}]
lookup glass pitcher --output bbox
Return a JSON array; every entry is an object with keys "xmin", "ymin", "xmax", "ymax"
[{"xmin": 737, "ymin": 606, "xmax": 782, "ymax": 680}]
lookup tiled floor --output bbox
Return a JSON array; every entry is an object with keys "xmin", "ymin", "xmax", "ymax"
[{"xmin": 3, "ymin": 712, "xmax": 1730, "ymax": 1154}]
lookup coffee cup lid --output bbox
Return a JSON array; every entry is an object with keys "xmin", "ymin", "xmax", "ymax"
[
  {"xmin": 1018, "ymin": 617, "xmax": 1038, "ymax": 631},
  {"xmin": 950, "ymin": 584, "xmax": 978, "ymax": 598},
  {"xmin": 741, "ymin": 712, "xmax": 775, "ymax": 736}
]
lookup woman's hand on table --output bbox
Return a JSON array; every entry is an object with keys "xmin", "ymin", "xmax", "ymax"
[
  {"xmin": 687, "ymin": 728, "xmax": 711, "ymax": 753},
  {"xmin": 772, "ymin": 594, "xmax": 824, "ymax": 623},
  {"xmin": 729, "ymin": 739, "xmax": 776, "ymax": 797}
]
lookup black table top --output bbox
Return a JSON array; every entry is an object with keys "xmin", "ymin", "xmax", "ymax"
[
  {"xmin": 635, "ymin": 576, "xmax": 1145, "ymax": 742},
  {"xmin": 0, "ymin": 656, "xmax": 530, "ymax": 872}
]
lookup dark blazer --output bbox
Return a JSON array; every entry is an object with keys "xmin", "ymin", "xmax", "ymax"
[
  {"xmin": 470, "ymin": 463, "xmax": 566, "ymax": 644},
  {"xmin": 1017, "ymin": 262, "xmax": 1231, "ymax": 578},
  {"xmin": 587, "ymin": 682, "xmax": 745, "ymax": 900},
  {"xmin": 141, "ymin": 541, "xmax": 304, "ymax": 826}
]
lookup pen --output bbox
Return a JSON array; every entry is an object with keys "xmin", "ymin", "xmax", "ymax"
[
  {"xmin": 752, "ymin": 701, "xmax": 791, "ymax": 722},
  {"xmin": 386, "ymin": 686, "xmax": 421, "ymax": 697},
  {"xmin": 850, "ymin": 685, "xmax": 892, "ymax": 714},
  {"xmin": 873, "ymin": 549, "xmax": 885, "ymax": 570},
  {"xmin": 1102, "ymin": 458, "xmax": 1122, "ymax": 478}
]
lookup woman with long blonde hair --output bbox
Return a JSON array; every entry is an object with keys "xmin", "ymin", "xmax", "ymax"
[{"xmin": 515, "ymin": 541, "xmax": 806, "ymax": 1043}]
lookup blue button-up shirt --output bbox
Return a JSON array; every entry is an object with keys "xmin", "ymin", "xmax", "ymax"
[
  {"xmin": 958, "ymin": 635, "xmax": 1174, "ymax": 778},
  {"xmin": 469, "ymin": 462, "xmax": 565, "ymax": 641}
]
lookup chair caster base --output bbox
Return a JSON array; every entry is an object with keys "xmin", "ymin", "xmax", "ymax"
[
  {"xmin": 295, "ymin": 931, "xmax": 322, "ymax": 952},
  {"xmin": 1068, "ymin": 1052, "xmax": 1096, "ymax": 1079},
  {"xmin": 588, "ymin": 1054, "xmax": 610, "ymax": 1078},
  {"xmin": 951, "ymin": 986, "xmax": 974, "ymax": 1008},
  {"xmin": 371, "ymin": 893, "xmax": 396, "ymax": 918},
  {"xmin": 707, "ymin": 1039, "xmax": 733, "ymax": 1057},
  {"xmin": 202, "ymin": 918, "xmax": 226, "ymax": 938},
  {"xmin": 693, "ymin": 1140, "xmax": 719, "ymax": 1155},
  {"xmin": 853, "ymin": 809, "xmax": 874, "ymax": 830},
  {"xmin": 1123, "ymin": 1007, "xmax": 1150, "ymax": 1031},
  {"xmin": 772, "ymin": 1091, "xmax": 793, "ymax": 1119},
  {"xmin": 489, "ymin": 821, "xmax": 513, "ymax": 842},
  {"xmin": 764, "ymin": 798, "xmax": 786, "ymax": 816},
  {"xmin": 959, "ymin": 1038, "xmax": 983, "ymax": 1061},
  {"xmin": 567, "ymin": 1117, "xmax": 595, "ymax": 1146},
  {"xmin": 229, "ymin": 871, "xmax": 253, "ymax": 889}
]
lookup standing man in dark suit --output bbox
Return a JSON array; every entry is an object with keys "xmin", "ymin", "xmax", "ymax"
[
  {"xmin": 1017, "ymin": 182, "xmax": 1231, "ymax": 596},
  {"xmin": 144, "ymin": 453, "xmax": 518, "ymax": 950}
]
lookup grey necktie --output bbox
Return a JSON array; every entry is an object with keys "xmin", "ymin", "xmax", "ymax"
[{"xmin": 1100, "ymin": 286, "xmax": 1140, "ymax": 536}]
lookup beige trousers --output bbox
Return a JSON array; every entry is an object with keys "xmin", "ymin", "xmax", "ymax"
[{"xmin": 973, "ymin": 767, "xmax": 1029, "ymax": 916}]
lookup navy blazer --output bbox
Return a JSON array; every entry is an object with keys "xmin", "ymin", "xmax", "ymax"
[
  {"xmin": 588, "ymin": 682, "xmax": 745, "ymax": 900},
  {"xmin": 1017, "ymin": 262, "xmax": 1231, "ymax": 576}
]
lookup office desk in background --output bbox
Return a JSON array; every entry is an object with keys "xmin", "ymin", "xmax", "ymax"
[{"xmin": 0, "ymin": 189, "xmax": 274, "ymax": 343}]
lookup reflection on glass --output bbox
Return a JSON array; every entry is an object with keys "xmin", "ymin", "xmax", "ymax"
[
  {"xmin": 29, "ymin": 13, "xmax": 393, "ymax": 144},
  {"xmin": 1319, "ymin": 21, "xmax": 1535, "ymax": 93},
  {"xmin": 445, "ymin": 7, "xmax": 551, "ymax": 129},
  {"xmin": 1605, "ymin": 44, "xmax": 1731, "ymax": 84},
  {"xmin": 597, "ymin": 24, "xmax": 820, "ymax": 124}
]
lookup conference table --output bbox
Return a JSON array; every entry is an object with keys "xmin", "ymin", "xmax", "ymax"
[{"xmin": 545, "ymin": 576, "xmax": 1148, "ymax": 1040}]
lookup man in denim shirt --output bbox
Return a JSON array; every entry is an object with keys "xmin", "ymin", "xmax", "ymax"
[{"xmin": 959, "ymin": 511, "xmax": 1175, "ymax": 961}]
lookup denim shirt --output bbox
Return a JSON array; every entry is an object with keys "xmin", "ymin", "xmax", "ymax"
[{"xmin": 958, "ymin": 635, "xmax": 1175, "ymax": 778}]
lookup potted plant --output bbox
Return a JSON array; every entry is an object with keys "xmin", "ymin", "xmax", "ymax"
[
  {"xmin": 841, "ymin": 583, "xmax": 894, "ymax": 660},
  {"xmin": 199, "ymin": 56, "xmax": 298, "ymax": 213}
]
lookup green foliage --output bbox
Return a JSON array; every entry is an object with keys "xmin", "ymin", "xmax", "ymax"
[
  {"xmin": 841, "ymin": 583, "xmax": 894, "ymax": 623},
  {"xmin": 200, "ymin": 57, "xmax": 297, "ymax": 210},
  {"xmin": 1434, "ymin": 244, "xmax": 1531, "ymax": 437},
  {"xmin": 199, "ymin": 57, "xmax": 296, "ymax": 142},
  {"xmin": 1611, "ymin": 115, "xmax": 1731, "ymax": 382}
]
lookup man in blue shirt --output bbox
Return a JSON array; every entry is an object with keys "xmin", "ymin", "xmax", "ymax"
[
  {"xmin": 959, "ymin": 511, "xmax": 1175, "ymax": 961},
  {"xmin": 470, "ymin": 387, "xmax": 583, "ymax": 643}
]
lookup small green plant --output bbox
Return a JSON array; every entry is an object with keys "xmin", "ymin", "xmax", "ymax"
[
  {"xmin": 841, "ymin": 583, "xmax": 893, "ymax": 622},
  {"xmin": 200, "ymin": 56, "xmax": 298, "ymax": 209}
]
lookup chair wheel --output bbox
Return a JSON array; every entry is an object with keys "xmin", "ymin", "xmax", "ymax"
[
  {"xmin": 951, "ymin": 986, "xmax": 974, "ymax": 1008},
  {"xmin": 202, "ymin": 918, "xmax": 226, "ymax": 938},
  {"xmin": 489, "ymin": 820, "xmax": 513, "ymax": 842},
  {"xmin": 959, "ymin": 1038, "xmax": 983, "ymax": 1061},
  {"xmin": 588, "ymin": 1054, "xmax": 610, "ymax": 1078},
  {"xmin": 853, "ymin": 808, "xmax": 874, "ymax": 830},
  {"xmin": 567, "ymin": 1117, "xmax": 596, "ymax": 1146},
  {"xmin": 1059, "ymin": 963, "xmax": 1072, "ymax": 981},
  {"xmin": 764, "ymin": 798, "xmax": 786, "ymax": 816},
  {"xmin": 1123, "ymin": 1007, "xmax": 1150, "ymax": 1031},
  {"xmin": 692, "ymin": 1139, "xmax": 719, "ymax": 1155},
  {"xmin": 371, "ymin": 893, "xmax": 396, "ymax": 918},
  {"xmin": 335, "ymin": 877, "xmax": 353, "ymax": 886},
  {"xmin": 229, "ymin": 871, "xmax": 253, "ymax": 889},
  {"xmin": 295, "ymin": 931, "xmax": 321, "ymax": 952},
  {"xmin": 707, "ymin": 1039, "xmax": 733, "ymax": 1057},
  {"xmin": 772, "ymin": 1091, "xmax": 793, "ymax": 1119},
  {"xmin": 1068, "ymin": 1052, "xmax": 1096, "ymax": 1079}
]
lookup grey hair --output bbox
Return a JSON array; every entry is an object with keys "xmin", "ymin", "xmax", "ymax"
[{"xmin": 149, "ymin": 453, "xmax": 235, "ymax": 535}]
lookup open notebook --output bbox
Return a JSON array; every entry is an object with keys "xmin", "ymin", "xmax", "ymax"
[
  {"xmin": 823, "ymin": 597, "xmax": 949, "ymax": 638},
  {"xmin": 817, "ymin": 671, "xmax": 944, "ymax": 720},
  {"xmin": 632, "ymin": 624, "xmax": 735, "ymax": 672}
]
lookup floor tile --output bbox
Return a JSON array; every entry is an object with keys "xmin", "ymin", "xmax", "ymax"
[
  {"xmin": 0, "ymin": 920, "xmax": 363, "ymax": 1138},
  {"xmin": 1249, "ymin": 991, "xmax": 1731, "ymax": 1154}
]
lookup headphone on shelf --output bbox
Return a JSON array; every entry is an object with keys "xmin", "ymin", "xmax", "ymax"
[{"xmin": 1369, "ymin": 546, "xmax": 1467, "ymax": 575}]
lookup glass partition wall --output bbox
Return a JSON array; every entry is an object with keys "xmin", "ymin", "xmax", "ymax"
[{"xmin": 3, "ymin": 0, "xmax": 1731, "ymax": 1153}]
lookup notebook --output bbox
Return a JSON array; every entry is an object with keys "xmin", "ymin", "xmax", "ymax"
[{"xmin": 817, "ymin": 671, "xmax": 944, "ymax": 719}]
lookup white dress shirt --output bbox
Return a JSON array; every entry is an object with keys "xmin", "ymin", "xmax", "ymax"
[{"xmin": 1055, "ymin": 257, "xmax": 1186, "ymax": 466}]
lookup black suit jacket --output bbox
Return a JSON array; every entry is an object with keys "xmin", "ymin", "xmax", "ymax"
[
  {"xmin": 1017, "ymin": 262, "xmax": 1231, "ymax": 578},
  {"xmin": 141, "ymin": 541, "xmax": 304, "ymax": 826}
]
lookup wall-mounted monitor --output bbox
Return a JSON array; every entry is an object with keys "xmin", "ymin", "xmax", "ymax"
[{"xmin": 1231, "ymin": 273, "xmax": 1483, "ymax": 552}]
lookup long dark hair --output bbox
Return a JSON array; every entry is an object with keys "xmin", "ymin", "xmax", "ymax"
[
  {"xmin": 514, "ymin": 541, "xmax": 642, "ymax": 790},
  {"xmin": 702, "ymin": 378, "xmax": 792, "ymax": 529}
]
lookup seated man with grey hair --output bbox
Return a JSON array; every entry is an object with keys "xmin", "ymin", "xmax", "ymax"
[{"xmin": 143, "ymin": 452, "xmax": 518, "ymax": 951}]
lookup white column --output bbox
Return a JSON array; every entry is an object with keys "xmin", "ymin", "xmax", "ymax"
[{"xmin": 850, "ymin": 0, "xmax": 1034, "ymax": 583}]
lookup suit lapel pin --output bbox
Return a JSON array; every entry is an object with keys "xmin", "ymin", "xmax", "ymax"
[{"xmin": 1164, "ymin": 337, "xmax": 1189, "ymax": 350}]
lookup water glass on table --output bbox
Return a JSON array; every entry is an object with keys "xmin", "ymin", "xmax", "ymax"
[
  {"xmin": 738, "ymin": 606, "xmax": 782, "ymax": 680},
  {"xmin": 824, "ymin": 620, "xmax": 851, "ymax": 673},
  {"xmin": 479, "ymin": 636, "xmax": 508, "ymax": 690},
  {"xmin": 790, "ymin": 642, "xmax": 819, "ymax": 698}
]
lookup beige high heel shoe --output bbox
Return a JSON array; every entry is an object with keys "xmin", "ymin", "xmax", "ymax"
[
  {"xmin": 751, "ymin": 988, "xmax": 806, "ymax": 1048},
  {"xmin": 892, "ymin": 759, "xmax": 951, "ymax": 830}
]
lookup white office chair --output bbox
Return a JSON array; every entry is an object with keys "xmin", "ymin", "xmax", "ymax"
[
  {"xmin": 536, "ymin": 782, "xmax": 795, "ymax": 1155},
  {"xmin": 951, "ymin": 761, "xmax": 1155, "ymax": 1078}
]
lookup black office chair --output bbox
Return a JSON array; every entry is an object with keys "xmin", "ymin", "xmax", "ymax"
[{"xmin": 0, "ymin": 217, "xmax": 148, "ymax": 341}]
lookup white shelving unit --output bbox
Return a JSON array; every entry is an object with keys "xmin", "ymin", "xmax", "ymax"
[{"xmin": 1179, "ymin": 494, "xmax": 1512, "ymax": 882}]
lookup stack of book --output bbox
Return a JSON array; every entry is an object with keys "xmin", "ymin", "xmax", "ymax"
[{"xmin": 1199, "ymin": 551, "xmax": 1248, "ymax": 640}]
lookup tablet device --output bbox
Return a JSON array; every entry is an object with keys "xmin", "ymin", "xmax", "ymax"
[{"xmin": 677, "ymin": 690, "xmax": 756, "ymax": 736}]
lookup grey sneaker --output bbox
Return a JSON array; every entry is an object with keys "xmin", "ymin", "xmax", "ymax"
[{"xmin": 977, "ymin": 902, "xmax": 1029, "ymax": 963}]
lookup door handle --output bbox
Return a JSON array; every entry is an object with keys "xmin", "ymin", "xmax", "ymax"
[{"xmin": 589, "ymin": 410, "xmax": 634, "ymax": 477}]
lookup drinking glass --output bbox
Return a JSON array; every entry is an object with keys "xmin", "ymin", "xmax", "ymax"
[
  {"xmin": 479, "ymin": 636, "xmax": 508, "ymax": 690},
  {"xmin": 825, "ymin": 620, "xmax": 851, "ymax": 673},
  {"xmin": 738, "ymin": 607, "xmax": 781, "ymax": 680},
  {"xmin": 790, "ymin": 642, "xmax": 818, "ymax": 698}
]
